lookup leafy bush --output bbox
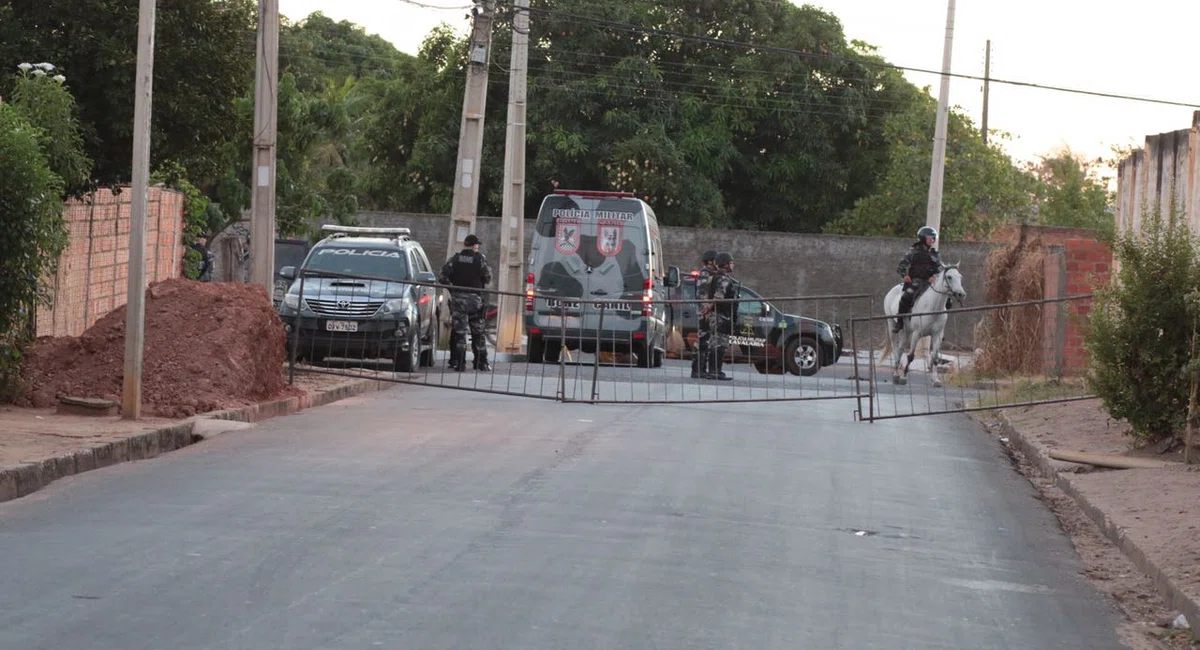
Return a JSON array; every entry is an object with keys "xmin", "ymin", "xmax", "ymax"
[
  {"xmin": 1085, "ymin": 206, "xmax": 1198, "ymax": 442},
  {"xmin": 0, "ymin": 63, "xmax": 89, "ymax": 399},
  {"xmin": 0, "ymin": 101, "xmax": 68, "ymax": 398}
]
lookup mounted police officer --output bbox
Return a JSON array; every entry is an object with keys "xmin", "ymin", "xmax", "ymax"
[
  {"xmin": 691, "ymin": 249, "xmax": 719, "ymax": 379},
  {"xmin": 440, "ymin": 234, "xmax": 493, "ymax": 371},
  {"xmin": 894, "ymin": 226, "xmax": 943, "ymax": 332},
  {"xmin": 704, "ymin": 252, "xmax": 738, "ymax": 381}
]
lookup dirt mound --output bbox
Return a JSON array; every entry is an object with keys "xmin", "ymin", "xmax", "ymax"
[
  {"xmin": 974, "ymin": 224, "xmax": 1048, "ymax": 375},
  {"xmin": 18, "ymin": 278, "xmax": 298, "ymax": 418}
]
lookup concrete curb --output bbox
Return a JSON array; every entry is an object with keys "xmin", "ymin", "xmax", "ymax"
[
  {"xmin": 0, "ymin": 377, "xmax": 393, "ymax": 505},
  {"xmin": 997, "ymin": 410, "xmax": 1200, "ymax": 637}
]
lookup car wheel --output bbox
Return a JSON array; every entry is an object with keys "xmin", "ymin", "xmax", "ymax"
[
  {"xmin": 785, "ymin": 336, "xmax": 820, "ymax": 377},
  {"xmin": 394, "ymin": 325, "xmax": 419, "ymax": 373},
  {"xmin": 419, "ymin": 315, "xmax": 436, "ymax": 367}
]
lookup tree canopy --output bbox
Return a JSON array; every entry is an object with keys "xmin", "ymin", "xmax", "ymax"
[{"xmin": 1, "ymin": 0, "xmax": 1116, "ymax": 241}]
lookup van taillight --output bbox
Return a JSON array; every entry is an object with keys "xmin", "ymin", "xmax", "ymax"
[
  {"xmin": 641, "ymin": 278, "xmax": 653, "ymax": 316},
  {"xmin": 525, "ymin": 272, "xmax": 535, "ymax": 312}
]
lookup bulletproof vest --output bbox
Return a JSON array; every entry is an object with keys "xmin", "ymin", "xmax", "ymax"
[
  {"xmin": 908, "ymin": 247, "xmax": 939, "ymax": 279},
  {"xmin": 447, "ymin": 250, "xmax": 485, "ymax": 289}
]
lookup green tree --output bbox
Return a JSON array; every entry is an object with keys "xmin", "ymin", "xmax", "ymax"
[
  {"xmin": 822, "ymin": 93, "xmax": 1037, "ymax": 240},
  {"xmin": 371, "ymin": 0, "xmax": 928, "ymax": 230},
  {"xmin": 1026, "ymin": 148, "xmax": 1114, "ymax": 237},
  {"xmin": 0, "ymin": 65, "xmax": 83, "ymax": 397},
  {"xmin": 0, "ymin": 0, "xmax": 257, "ymax": 189}
]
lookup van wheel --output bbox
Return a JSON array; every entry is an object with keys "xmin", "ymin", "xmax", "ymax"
[
  {"xmin": 527, "ymin": 335, "xmax": 545, "ymax": 363},
  {"xmin": 651, "ymin": 340, "xmax": 664, "ymax": 368},
  {"xmin": 634, "ymin": 342, "xmax": 654, "ymax": 368},
  {"xmin": 785, "ymin": 336, "xmax": 820, "ymax": 377}
]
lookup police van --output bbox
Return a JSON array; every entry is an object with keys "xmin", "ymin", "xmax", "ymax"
[{"xmin": 523, "ymin": 190, "xmax": 680, "ymax": 367}]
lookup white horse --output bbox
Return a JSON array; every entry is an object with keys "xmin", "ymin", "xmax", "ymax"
[{"xmin": 882, "ymin": 265, "xmax": 967, "ymax": 387}]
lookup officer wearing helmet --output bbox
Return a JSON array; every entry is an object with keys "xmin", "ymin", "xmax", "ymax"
[
  {"xmin": 704, "ymin": 252, "xmax": 738, "ymax": 381},
  {"xmin": 691, "ymin": 249, "xmax": 719, "ymax": 378},
  {"xmin": 894, "ymin": 226, "xmax": 943, "ymax": 332},
  {"xmin": 440, "ymin": 233, "xmax": 493, "ymax": 371}
]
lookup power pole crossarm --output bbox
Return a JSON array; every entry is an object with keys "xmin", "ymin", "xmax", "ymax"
[
  {"xmin": 249, "ymin": 0, "xmax": 280, "ymax": 298},
  {"xmin": 446, "ymin": 0, "xmax": 497, "ymax": 260},
  {"xmin": 496, "ymin": 0, "xmax": 529, "ymax": 357}
]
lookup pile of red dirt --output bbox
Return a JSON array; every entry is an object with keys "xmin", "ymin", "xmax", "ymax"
[{"xmin": 18, "ymin": 278, "xmax": 299, "ymax": 418}]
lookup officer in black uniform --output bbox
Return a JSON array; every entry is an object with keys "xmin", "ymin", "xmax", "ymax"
[
  {"xmin": 894, "ymin": 226, "xmax": 943, "ymax": 332},
  {"xmin": 440, "ymin": 234, "xmax": 493, "ymax": 371},
  {"xmin": 704, "ymin": 252, "xmax": 738, "ymax": 381},
  {"xmin": 691, "ymin": 249, "xmax": 719, "ymax": 379}
]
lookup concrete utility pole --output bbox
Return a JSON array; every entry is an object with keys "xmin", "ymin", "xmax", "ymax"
[
  {"xmin": 496, "ymin": 0, "xmax": 530, "ymax": 356},
  {"xmin": 122, "ymin": 0, "xmax": 157, "ymax": 420},
  {"xmin": 982, "ymin": 40, "xmax": 991, "ymax": 144},
  {"xmin": 446, "ymin": 0, "xmax": 496, "ymax": 260},
  {"xmin": 925, "ymin": 0, "xmax": 956, "ymax": 236},
  {"xmin": 249, "ymin": 0, "xmax": 280, "ymax": 297}
]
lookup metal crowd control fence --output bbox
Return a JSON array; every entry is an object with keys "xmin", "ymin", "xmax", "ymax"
[
  {"xmin": 282, "ymin": 267, "xmax": 873, "ymax": 405},
  {"xmin": 848, "ymin": 294, "xmax": 1098, "ymax": 422}
]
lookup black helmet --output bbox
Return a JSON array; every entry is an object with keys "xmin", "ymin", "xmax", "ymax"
[
  {"xmin": 715, "ymin": 252, "xmax": 734, "ymax": 268},
  {"xmin": 464, "ymin": 234, "xmax": 480, "ymax": 247},
  {"xmin": 917, "ymin": 226, "xmax": 938, "ymax": 240},
  {"xmin": 702, "ymin": 249, "xmax": 718, "ymax": 263}
]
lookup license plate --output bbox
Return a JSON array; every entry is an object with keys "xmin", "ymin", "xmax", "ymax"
[
  {"xmin": 325, "ymin": 320, "xmax": 358, "ymax": 332},
  {"xmin": 544, "ymin": 315, "xmax": 581, "ymax": 329}
]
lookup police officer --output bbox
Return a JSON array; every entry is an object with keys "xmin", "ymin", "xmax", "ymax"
[
  {"xmin": 704, "ymin": 252, "xmax": 738, "ymax": 381},
  {"xmin": 691, "ymin": 249, "xmax": 719, "ymax": 379},
  {"xmin": 440, "ymin": 234, "xmax": 493, "ymax": 371},
  {"xmin": 894, "ymin": 226, "xmax": 943, "ymax": 332}
]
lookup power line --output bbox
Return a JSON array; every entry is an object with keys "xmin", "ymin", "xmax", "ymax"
[{"xmin": 508, "ymin": 4, "xmax": 1200, "ymax": 109}]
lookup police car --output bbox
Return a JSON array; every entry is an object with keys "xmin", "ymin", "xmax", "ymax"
[
  {"xmin": 669, "ymin": 271, "xmax": 844, "ymax": 377},
  {"xmin": 275, "ymin": 225, "xmax": 444, "ymax": 372}
]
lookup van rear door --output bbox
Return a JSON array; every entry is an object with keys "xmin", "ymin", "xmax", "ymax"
[{"xmin": 529, "ymin": 193, "xmax": 649, "ymax": 336}]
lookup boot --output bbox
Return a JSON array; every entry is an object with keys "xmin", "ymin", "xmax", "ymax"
[
  {"xmin": 893, "ymin": 316, "xmax": 904, "ymax": 333},
  {"xmin": 473, "ymin": 348, "xmax": 491, "ymax": 371},
  {"xmin": 711, "ymin": 348, "xmax": 732, "ymax": 380},
  {"xmin": 450, "ymin": 346, "xmax": 467, "ymax": 372}
]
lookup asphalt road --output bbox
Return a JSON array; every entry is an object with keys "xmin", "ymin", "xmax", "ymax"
[{"xmin": 0, "ymin": 386, "xmax": 1130, "ymax": 649}]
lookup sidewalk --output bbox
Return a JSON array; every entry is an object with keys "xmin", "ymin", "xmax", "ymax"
[
  {"xmin": 984, "ymin": 400, "xmax": 1200, "ymax": 647},
  {"xmin": 0, "ymin": 370, "xmax": 395, "ymax": 504}
]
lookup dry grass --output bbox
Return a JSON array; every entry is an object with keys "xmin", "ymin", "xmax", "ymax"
[{"xmin": 974, "ymin": 225, "xmax": 1049, "ymax": 376}]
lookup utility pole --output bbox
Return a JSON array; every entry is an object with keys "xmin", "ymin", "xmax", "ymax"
[
  {"xmin": 925, "ymin": 0, "xmax": 956, "ymax": 236},
  {"xmin": 982, "ymin": 40, "xmax": 991, "ymax": 144},
  {"xmin": 122, "ymin": 0, "xmax": 157, "ymax": 420},
  {"xmin": 249, "ymin": 0, "xmax": 280, "ymax": 297},
  {"xmin": 496, "ymin": 0, "xmax": 529, "ymax": 357},
  {"xmin": 446, "ymin": 0, "xmax": 496, "ymax": 260}
]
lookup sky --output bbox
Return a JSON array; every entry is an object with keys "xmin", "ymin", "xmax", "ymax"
[{"xmin": 277, "ymin": 0, "xmax": 1200, "ymax": 174}]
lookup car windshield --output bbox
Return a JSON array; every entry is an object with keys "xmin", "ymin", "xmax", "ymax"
[{"xmin": 303, "ymin": 245, "xmax": 410, "ymax": 281}]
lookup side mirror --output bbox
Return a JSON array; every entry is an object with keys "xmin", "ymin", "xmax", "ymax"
[
  {"xmin": 666, "ymin": 266, "xmax": 681, "ymax": 288},
  {"xmin": 416, "ymin": 271, "xmax": 437, "ymax": 284},
  {"xmin": 279, "ymin": 266, "xmax": 296, "ymax": 280},
  {"xmin": 760, "ymin": 303, "xmax": 771, "ymax": 317}
]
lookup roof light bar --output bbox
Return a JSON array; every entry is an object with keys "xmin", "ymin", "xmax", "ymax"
[
  {"xmin": 552, "ymin": 189, "xmax": 637, "ymax": 199},
  {"xmin": 320, "ymin": 225, "xmax": 412, "ymax": 236}
]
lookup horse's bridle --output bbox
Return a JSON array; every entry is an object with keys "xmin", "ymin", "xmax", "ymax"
[{"xmin": 929, "ymin": 272, "xmax": 965, "ymax": 308}]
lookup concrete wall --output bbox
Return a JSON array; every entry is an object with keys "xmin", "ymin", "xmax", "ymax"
[
  {"xmin": 36, "ymin": 186, "xmax": 185, "ymax": 338},
  {"xmin": 348, "ymin": 211, "xmax": 998, "ymax": 347},
  {"xmin": 1116, "ymin": 110, "xmax": 1200, "ymax": 233}
]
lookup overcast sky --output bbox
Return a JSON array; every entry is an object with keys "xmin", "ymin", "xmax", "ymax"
[{"xmin": 278, "ymin": 0, "xmax": 1199, "ymax": 171}]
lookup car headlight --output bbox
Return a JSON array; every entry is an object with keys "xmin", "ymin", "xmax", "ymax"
[
  {"xmin": 380, "ymin": 298, "xmax": 408, "ymax": 315},
  {"xmin": 283, "ymin": 294, "xmax": 300, "ymax": 310}
]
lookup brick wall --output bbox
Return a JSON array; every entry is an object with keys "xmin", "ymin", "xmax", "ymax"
[
  {"xmin": 35, "ymin": 186, "xmax": 185, "ymax": 338},
  {"xmin": 1042, "ymin": 235, "xmax": 1112, "ymax": 376}
]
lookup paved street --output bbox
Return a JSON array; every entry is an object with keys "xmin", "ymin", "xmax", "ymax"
[{"xmin": 0, "ymin": 385, "xmax": 1129, "ymax": 649}]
